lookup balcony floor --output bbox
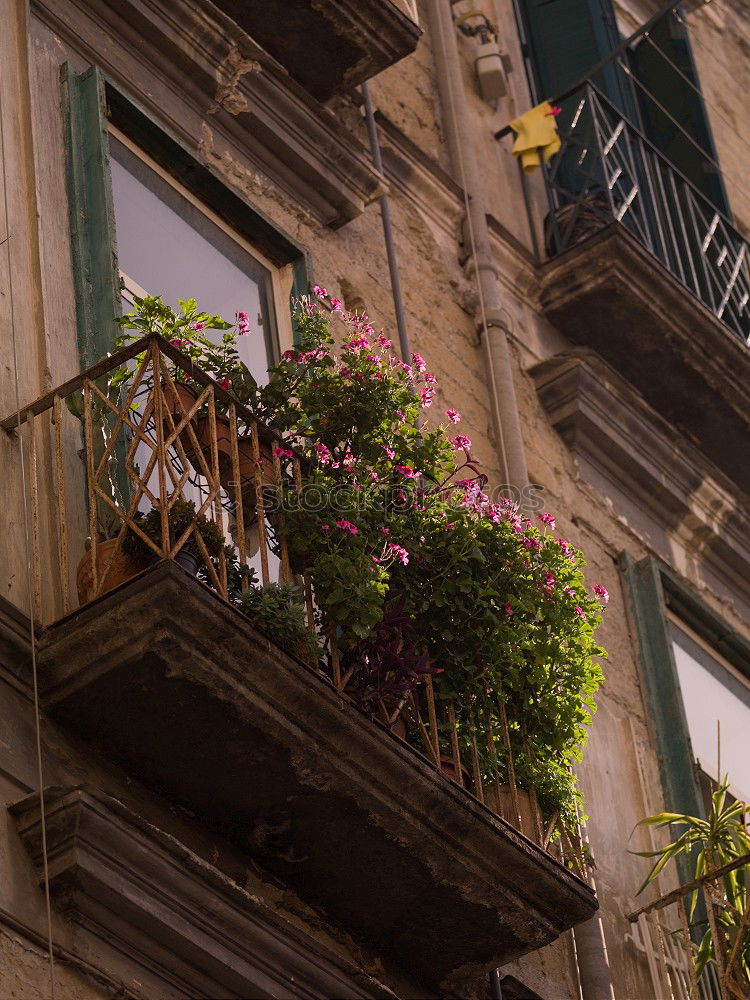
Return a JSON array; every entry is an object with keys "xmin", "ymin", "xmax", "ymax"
[{"xmin": 38, "ymin": 561, "xmax": 596, "ymax": 989}]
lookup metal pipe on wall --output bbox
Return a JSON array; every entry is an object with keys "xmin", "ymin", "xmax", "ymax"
[
  {"xmin": 425, "ymin": 0, "xmax": 528, "ymax": 496},
  {"xmin": 361, "ymin": 82, "xmax": 412, "ymax": 363},
  {"xmin": 427, "ymin": 2, "xmax": 614, "ymax": 995},
  {"xmin": 574, "ymin": 821, "xmax": 616, "ymax": 1000}
]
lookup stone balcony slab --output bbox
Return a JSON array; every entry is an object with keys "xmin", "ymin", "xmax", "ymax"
[
  {"xmin": 538, "ymin": 225, "xmax": 750, "ymax": 498},
  {"xmin": 209, "ymin": 0, "xmax": 422, "ymax": 102},
  {"xmin": 37, "ymin": 561, "xmax": 596, "ymax": 989}
]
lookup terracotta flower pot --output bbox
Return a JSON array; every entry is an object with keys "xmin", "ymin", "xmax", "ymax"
[
  {"xmin": 76, "ymin": 538, "xmax": 140, "ymax": 605},
  {"xmin": 232, "ymin": 434, "xmax": 277, "ymax": 515},
  {"xmin": 439, "ymin": 754, "xmax": 473, "ymax": 789},
  {"xmin": 165, "ymin": 382, "xmax": 233, "ymax": 481},
  {"xmin": 495, "ymin": 786, "xmax": 541, "ymax": 838}
]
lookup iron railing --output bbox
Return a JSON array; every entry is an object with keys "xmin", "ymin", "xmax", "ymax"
[
  {"xmin": 528, "ymin": 82, "xmax": 750, "ymax": 342},
  {"xmin": 2, "ymin": 335, "xmax": 585, "ymax": 874}
]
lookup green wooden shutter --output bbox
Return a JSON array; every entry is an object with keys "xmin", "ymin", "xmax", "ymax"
[
  {"xmin": 290, "ymin": 253, "xmax": 314, "ymax": 346},
  {"xmin": 61, "ymin": 64, "xmax": 121, "ymax": 369},
  {"xmin": 621, "ymin": 553, "xmax": 704, "ymax": 821},
  {"xmin": 517, "ymin": 0, "xmax": 633, "ymax": 115},
  {"xmin": 629, "ymin": 10, "xmax": 729, "ymax": 214}
]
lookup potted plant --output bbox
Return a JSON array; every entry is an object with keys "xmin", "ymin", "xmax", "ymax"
[
  {"xmin": 633, "ymin": 777, "xmax": 750, "ymax": 987},
  {"xmin": 255, "ymin": 292, "xmax": 607, "ymax": 830},
  {"xmin": 116, "ymin": 296, "xmax": 275, "ymax": 497},
  {"xmin": 238, "ymin": 582, "xmax": 320, "ymax": 665},
  {"xmin": 66, "ymin": 379, "xmax": 143, "ymax": 604},
  {"xmin": 123, "ymin": 497, "xmax": 225, "ymax": 576}
]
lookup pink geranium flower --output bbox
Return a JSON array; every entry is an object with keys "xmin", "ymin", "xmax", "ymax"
[
  {"xmin": 273, "ymin": 447, "xmax": 294, "ymax": 459},
  {"xmin": 335, "ymin": 519, "xmax": 358, "ymax": 535},
  {"xmin": 445, "ymin": 408, "xmax": 461, "ymax": 423},
  {"xmin": 451, "ymin": 435, "xmax": 472, "ymax": 451},
  {"xmin": 592, "ymin": 584, "xmax": 610, "ymax": 603},
  {"xmin": 387, "ymin": 543, "xmax": 409, "ymax": 565},
  {"xmin": 536, "ymin": 511, "xmax": 556, "ymax": 528},
  {"xmin": 236, "ymin": 311, "xmax": 250, "ymax": 335}
]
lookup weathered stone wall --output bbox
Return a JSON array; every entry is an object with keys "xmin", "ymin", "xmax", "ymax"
[{"xmin": 1, "ymin": 0, "xmax": 749, "ymax": 995}]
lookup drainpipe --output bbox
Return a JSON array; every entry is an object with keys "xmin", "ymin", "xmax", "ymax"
[
  {"xmin": 574, "ymin": 821, "xmax": 616, "ymax": 1000},
  {"xmin": 362, "ymin": 82, "xmax": 411, "ymax": 363},
  {"xmin": 425, "ymin": 0, "xmax": 528, "ymax": 496},
  {"xmin": 428, "ymin": 5, "xmax": 614, "ymax": 995}
]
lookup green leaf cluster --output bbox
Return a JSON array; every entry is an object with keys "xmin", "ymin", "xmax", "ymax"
[{"xmin": 634, "ymin": 777, "xmax": 750, "ymax": 985}]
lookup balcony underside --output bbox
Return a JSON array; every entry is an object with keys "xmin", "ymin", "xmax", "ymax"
[
  {"xmin": 539, "ymin": 225, "xmax": 750, "ymax": 497},
  {"xmin": 211, "ymin": 0, "xmax": 421, "ymax": 102},
  {"xmin": 37, "ymin": 561, "xmax": 596, "ymax": 989}
]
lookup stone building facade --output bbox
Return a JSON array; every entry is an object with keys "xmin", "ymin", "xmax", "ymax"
[{"xmin": 1, "ymin": 0, "xmax": 749, "ymax": 997}]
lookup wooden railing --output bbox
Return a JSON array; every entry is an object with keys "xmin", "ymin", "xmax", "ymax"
[{"xmin": 2, "ymin": 333, "xmax": 585, "ymax": 873}]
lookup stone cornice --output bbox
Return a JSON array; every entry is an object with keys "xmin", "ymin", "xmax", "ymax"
[
  {"xmin": 532, "ymin": 350, "xmax": 750, "ymax": 611},
  {"xmin": 36, "ymin": 561, "xmax": 596, "ymax": 988},
  {"xmin": 11, "ymin": 785, "xmax": 397, "ymax": 1000},
  {"xmin": 538, "ymin": 225, "xmax": 750, "ymax": 495},
  {"xmin": 32, "ymin": 0, "xmax": 386, "ymax": 228}
]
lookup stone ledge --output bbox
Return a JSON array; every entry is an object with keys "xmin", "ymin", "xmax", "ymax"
[
  {"xmin": 209, "ymin": 0, "xmax": 422, "ymax": 102},
  {"xmin": 11, "ymin": 786, "xmax": 397, "ymax": 1000},
  {"xmin": 32, "ymin": 0, "xmax": 387, "ymax": 228},
  {"xmin": 533, "ymin": 350, "xmax": 750, "ymax": 613},
  {"xmin": 538, "ymin": 225, "xmax": 750, "ymax": 498},
  {"xmin": 36, "ymin": 561, "xmax": 597, "ymax": 989}
]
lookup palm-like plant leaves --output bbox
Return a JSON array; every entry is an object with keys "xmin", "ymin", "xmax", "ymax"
[{"xmin": 632, "ymin": 776, "xmax": 750, "ymax": 988}]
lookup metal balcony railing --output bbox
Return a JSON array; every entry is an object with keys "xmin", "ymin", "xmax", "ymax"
[
  {"xmin": 533, "ymin": 82, "xmax": 750, "ymax": 342},
  {"xmin": 2, "ymin": 335, "xmax": 586, "ymax": 873}
]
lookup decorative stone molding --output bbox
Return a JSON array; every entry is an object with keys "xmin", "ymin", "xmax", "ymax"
[
  {"xmin": 11, "ymin": 786, "xmax": 397, "ymax": 1000},
  {"xmin": 36, "ymin": 561, "xmax": 597, "ymax": 990},
  {"xmin": 209, "ymin": 0, "xmax": 422, "ymax": 102},
  {"xmin": 532, "ymin": 350, "xmax": 750, "ymax": 614},
  {"xmin": 32, "ymin": 0, "xmax": 387, "ymax": 228},
  {"xmin": 538, "ymin": 225, "xmax": 750, "ymax": 497}
]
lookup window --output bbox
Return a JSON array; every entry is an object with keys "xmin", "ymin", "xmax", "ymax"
[
  {"xmin": 62, "ymin": 64, "xmax": 309, "ymax": 370},
  {"xmin": 670, "ymin": 617, "xmax": 750, "ymax": 804},
  {"xmin": 110, "ymin": 132, "xmax": 284, "ymax": 384},
  {"xmin": 623, "ymin": 555, "xmax": 750, "ymax": 819}
]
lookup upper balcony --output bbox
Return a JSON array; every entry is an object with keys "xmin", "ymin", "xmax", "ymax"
[
  {"xmin": 210, "ymin": 0, "xmax": 422, "ymax": 102},
  {"xmin": 2, "ymin": 334, "xmax": 597, "ymax": 993},
  {"xmin": 518, "ymin": 82, "xmax": 750, "ymax": 495}
]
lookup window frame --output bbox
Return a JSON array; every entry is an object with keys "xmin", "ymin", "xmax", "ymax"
[
  {"xmin": 622, "ymin": 553, "xmax": 750, "ymax": 820},
  {"xmin": 62, "ymin": 64, "xmax": 313, "ymax": 370},
  {"xmin": 109, "ymin": 125, "xmax": 292, "ymax": 368}
]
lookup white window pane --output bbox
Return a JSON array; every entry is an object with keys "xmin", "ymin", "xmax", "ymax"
[
  {"xmin": 671, "ymin": 622, "xmax": 750, "ymax": 803},
  {"xmin": 110, "ymin": 136, "xmax": 275, "ymax": 386}
]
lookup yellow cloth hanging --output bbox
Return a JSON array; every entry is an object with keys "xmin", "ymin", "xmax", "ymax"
[{"xmin": 509, "ymin": 101, "xmax": 561, "ymax": 173}]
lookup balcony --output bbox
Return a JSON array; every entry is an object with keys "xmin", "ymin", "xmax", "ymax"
[
  {"xmin": 522, "ymin": 83, "xmax": 750, "ymax": 494},
  {"xmin": 210, "ymin": 0, "xmax": 421, "ymax": 102},
  {"xmin": 2, "ymin": 336, "xmax": 597, "ymax": 990}
]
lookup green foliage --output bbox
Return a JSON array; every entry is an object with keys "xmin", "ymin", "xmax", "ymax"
[
  {"xmin": 124, "ymin": 498, "xmax": 224, "ymax": 569},
  {"xmin": 254, "ymin": 296, "xmax": 607, "ymax": 827},
  {"xmin": 634, "ymin": 777, "xmax": 750, "ymax": 985},
  {"xmin": 239, "ymin": 582, "xmax": 320, "ymax": 663},
  {"xmin": 108, "ymin": 292, "xmax": 606, "ymax": 829},
  {"xmin": 115, "ymin": 295, "xmax": 257, "ymax": 410}
]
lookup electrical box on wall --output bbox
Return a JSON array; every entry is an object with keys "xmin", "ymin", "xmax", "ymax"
[{"xmin": 475, "ymin": 39, "xmax": 508, "ymax": 104}]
